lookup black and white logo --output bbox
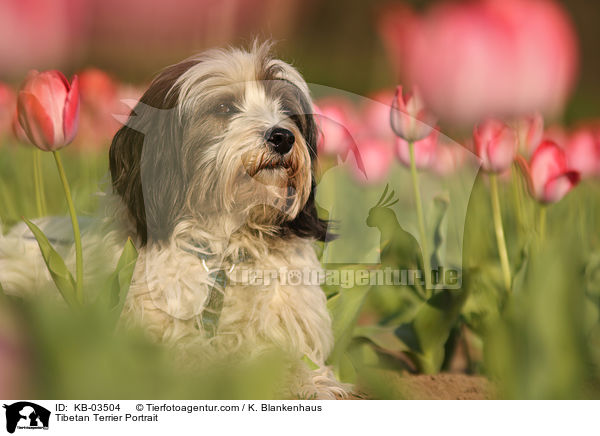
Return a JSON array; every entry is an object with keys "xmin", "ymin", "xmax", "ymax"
[{"xmin": 2, "ymin": 402, "xmax": 50, "ymax": 434}]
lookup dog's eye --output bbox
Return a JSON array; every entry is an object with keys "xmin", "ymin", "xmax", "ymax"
[
  {"xmin": 215, "ymin": 102, "xmax": 235, "ymax": 115},
  {"xmin": 281, "ymin": 104, "xmax": 295, "ymax": 117}
]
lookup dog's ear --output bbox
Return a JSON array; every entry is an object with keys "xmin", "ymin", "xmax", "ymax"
[
  {"xmin": 109, "ymin": 61, "xmax": 198, "ymax": 245},
  {"xmin": 285, "ymin": 178, "xmax": 333, "ymax": 242},
  {"xmin": 284, "ymin": 95, "xmax": 334, "ymax": 242},
  {"xmin": 109, "ymin": 122, "xmax": 146, "ymax": 242}
]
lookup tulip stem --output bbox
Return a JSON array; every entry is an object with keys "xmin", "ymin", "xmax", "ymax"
[
  {"xmin": 511, "ymin": 163, "xmax": 525, "ymax": 234},
  {"xmin": 539, "ymin": 205, "xmax": 547, "ymax": 242},
  {"xmin": 32, "ymin": 152, "xmax": 42, "ymax": 216},
  {"xmin": 53, "ymin": 151, "xmax": 83, "ymax": 304},
  {"xmin": 489, "ymin": 174, "xmax": 511, "ymax": 294},
  {"xmin": 32, "ymin": 150, "xmax": 47, "ymax": 217},
  {"xmin": 408, "ymin": 141, "xmax": 432, "ymax": 291},
  {"xmin": 37, "ymin": 152, "xmax": 47, "ymax": 215}
]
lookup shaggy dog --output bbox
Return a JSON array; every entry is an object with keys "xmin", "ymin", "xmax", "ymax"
[{"xmin": 0, "ymin": 42, "xmax": 349, "ymax": 399}]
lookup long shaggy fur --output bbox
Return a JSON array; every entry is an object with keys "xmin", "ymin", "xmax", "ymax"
[{"xmin": 0, "ymin": 42, "xmax": 348, "ymax": 399}]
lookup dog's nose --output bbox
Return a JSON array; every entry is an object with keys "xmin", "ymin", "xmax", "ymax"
[{"xmin": 265, "ymin": 127, "xmax": 295, "ymax": 155}]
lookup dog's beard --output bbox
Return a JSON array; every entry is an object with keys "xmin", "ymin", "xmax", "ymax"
[
  {"xmin": 233, "ymin": 142, "xmax": 311, "ymax": 226},
  {"xmin": 185, "ymin": 125, "xmax": 312, "ymax": 230}
]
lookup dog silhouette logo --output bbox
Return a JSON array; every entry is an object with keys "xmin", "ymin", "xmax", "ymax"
[{"xmin": 2, "ymin": 402, "xmax": 50, "ymax": 434}]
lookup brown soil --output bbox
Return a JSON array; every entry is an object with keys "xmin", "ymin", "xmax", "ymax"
[
  {"xmin": 396, "ymin": 373, "xmax": 493, "ymax": 400},
  {"xmin": 346, "ymin": 372, "xmax": 493, "ymax": 400}
]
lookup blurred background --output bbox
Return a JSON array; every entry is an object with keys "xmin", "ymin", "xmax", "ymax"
[{"xmin": 0, "ymin": 0, "xmax": 598, "ymax": 122}]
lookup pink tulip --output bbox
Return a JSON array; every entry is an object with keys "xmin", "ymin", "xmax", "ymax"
[
  {"xmin": 526, "ymin": 140, "xmax": 580, "ymax": 203},
  {"xmin": 566, "ymin": 128, "xmax": 600, "ymax": 178},
  {"xmin": 396, "ymin": 128, "xmax": 439, "ymax": 170},
  {"xmin": 11, "ymin": 111, "xmax": 30, "ymax": 144},
  {"xmin": 362, "ymin": 90, "xmax": 395, "ymax": 141},
  {"xmin": 379, "ymin": 0, "xmax": 578, "ymax": 124},
  {"xmin": 351, "ymin": 139, "xmax": 393, "ymax": 184},
  {"xmin": 515, "ymin": 113, "xmax": 544, "ymax": 157},
  {"xmin": 314, "ymin": 98, "xmax": 359, "ymax": 157},
  {"xmin": 17, "ymin": 70, "xmax": 80, "ymax": 151},
  {"xmin": 0, "ymin": 82, "xmax": 16, "ymax": 136},
  {"xmin": 390, "ymin": 85, "xmax": 435, "ymax": 142},
  {"xmin": 474, "ymin": 119, "xmax": 517, "ymax": 173}
]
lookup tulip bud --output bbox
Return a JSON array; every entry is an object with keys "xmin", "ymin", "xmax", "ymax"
[
  {"xmin": 16, "ymin": 70, "xmax": 80, "ymax": 151},
  {"xmin": 363, "ymin": 90, "xmax": 396, "ymax": 141},
  {"xmin": 473, "ymin": 119, "xmax": 517, "ymax": 173},
  {"xmin": 515, "ymin": 113, "xmax": 544, "ymax": 157},
  {"xmin": 395, "ymin": 128, "xmax": 439, "ymax": 170},
  {"xmin": 566, "ymin": 128, "xmax": 600, "ymax": 178},
  {"xmin": 390, "ymin": 85, "xmax": 435, "ymax": 143},
  {"xmin": 528, "ymin": 140, "xmax": 580, "ymax": 204}
]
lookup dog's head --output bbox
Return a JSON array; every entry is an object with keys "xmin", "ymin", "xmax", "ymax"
[{"xmin": 109, "ymin": 42, "xmax": 329, "ymax": 246}]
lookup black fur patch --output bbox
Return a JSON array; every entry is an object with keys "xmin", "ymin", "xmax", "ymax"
[{"xmin": 109, "ymin": 61, "xmax": 198, "ymax": 245}]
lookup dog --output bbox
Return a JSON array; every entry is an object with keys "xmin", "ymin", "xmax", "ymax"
[{"xmin": 0, "ymin": 42, "xmax": 350, "ymax": 399}]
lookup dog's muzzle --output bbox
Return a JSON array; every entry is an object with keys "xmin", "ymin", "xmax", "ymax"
[{"xmin": 265, "ymin": 127, "xmax": 295, "ymax": 155}]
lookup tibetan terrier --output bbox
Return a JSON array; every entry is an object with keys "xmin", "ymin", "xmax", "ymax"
[{"xmin": 0, "ymin": 42, "xmax": 350, "ymax": 399}]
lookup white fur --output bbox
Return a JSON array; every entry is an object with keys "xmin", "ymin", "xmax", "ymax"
[{"xmin": 0, "ymin": 202, "xmax": 347, "ymax": 399}]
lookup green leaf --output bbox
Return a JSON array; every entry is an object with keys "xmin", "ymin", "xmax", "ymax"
[
  {"xmin": 584, "ymin": 250, "xmax": 600, "ymax": 297},
  {"xmin": 96, "ymin": 238, "xmax": 138, "ymax": 327},
  {"xmin": 396, "ymin": 287, "xmax": 469, "ymax": 373},
  {"xmin": 427, "ymin": 195, "xmax": 449, "ymax": 272},
  {"xmin": 23, "ymin": 218, "xmax": 78, "ymax": 307},
  {"xmin": 326, "ymin": 271, "xmax": 371, "ymax": 368},
  {"xmin": 486, "ymin": 237, "xmax": 589, "ymax": 399},
  {"xmin": 336, "ymin": 341, "xmax": 380, "ymax": 384},
  {"xmin": 460, "ymin": 265, "xmax": 502, "ymax": 335},
  {"xmin": 336, "ymin": 351, "xmax": 358, "ymax": 384},
  {"xmin": 301, "ymin": 354, "xmax": 320, "ymax": 371},
  {"xmin": 511, "ymin": 237, "xmax": 532, "ymax": 296},
  {"xmin": 353, "ymin": 324, "xmax": 411, "ymax": 353}
]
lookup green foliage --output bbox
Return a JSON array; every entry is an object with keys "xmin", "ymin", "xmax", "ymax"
[
  {"xmin": 21, "ymin": 173, "xmax": 138, "ymax": 316},
  {"xmin": 23, "ymin": 218, "xmax": 79, "ymax": 307},
  {"xmin": 0, "ymin": 145, "xmax": 106, "ymax": 231},
  {"xmin": 485, "ymin": 237, "xmax": 593, "ymax": 399},
  {"xmin": 427, "ymin": 195, "xmax": 449, "ymax": 270},
  {"xmin": 326, "ymin": 268, "xmax": 372, "ymax": 380},
  {"xmin": 3, "ymin": 295, "xmax": 286, "ymax": 399},
  {"xmin": 94, "ymin": 238, "xmax": 138, "ymax": 328},
  {"xmin": 323, "ymin": 166, "xmax": 600, "ymax": 397},
  {"xmin": 396, "ymin": 287, "xmax": 469, "ymax": 373},
  {"xmin": 302, "ymin": 354, "xmax": 320, "ymax": 371}
]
